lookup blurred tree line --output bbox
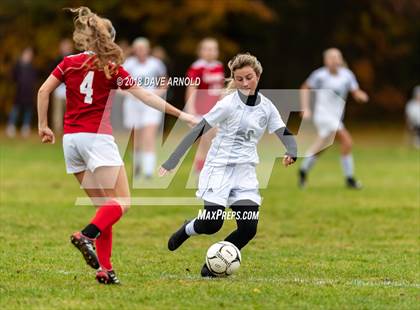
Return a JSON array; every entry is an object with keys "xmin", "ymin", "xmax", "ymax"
[{"xmin": 0, "ymin": 0, "xmax": 418, "ymax": 123}]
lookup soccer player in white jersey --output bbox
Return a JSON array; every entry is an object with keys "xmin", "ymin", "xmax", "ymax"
[
  {"xmin": 158, "ymin": 53, "xmax": 297, "ymax": 277},
  {"xmin": 299, "ymin": 48, "xmax": 369, "ymax": 189},
  {"xmin": 405, "ymin": 85, "xmax": 420, "ymax": 148},
  {"xmin": 123, "ymin": 37, "xmax": 168, "ymax": 179}
]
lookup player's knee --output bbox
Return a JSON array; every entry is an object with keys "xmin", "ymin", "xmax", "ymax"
[
  {"xmin": 202, "ymin": 219, "xmax": 224, "ymax": 234},
  {"xmin": 340, "ymin": 137, "xmax": 352, "ymax": 153},
  {"xmin": 341, "ymin": 133, "xmax": 352, "ymax": 149},
  {"xmin": 121, "ymin": 204, "xmax": 130, "ymax": 214},
  {"xmin": 123, "ymin": 198, "xmax": 131, "ymax": 213},
  {"xmin": 346, "ymin": 137, "xmax": 353, "ymax": 149},
  {"xmin": 115, "ymin": 197, "xmax": 131, "ymax": 214}
]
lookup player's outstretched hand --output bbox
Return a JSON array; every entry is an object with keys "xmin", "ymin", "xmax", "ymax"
[
  {"xmin": 282, "ymin": 155, "xmax": 295, "ymax": 167},
  {"xmin": 39, "ymin": 127, "xmax": 55, "ymax": 144},
  {"xmin": 353, "ymin": 90, "xmax": 369, "ymax": 103},
  {"xmin": 179, "ymin": 112, "xmax": 199, "ymax": 128},
  {"xmin": 158, "ymin": 166, "xmax": 171, "ymax": 177}
]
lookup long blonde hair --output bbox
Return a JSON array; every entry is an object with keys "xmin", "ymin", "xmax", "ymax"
[
  {"xmin": 66, "ymin": 7, "xmax": 123, "ymax": 79},
  {"xmin": 225, "ymin": 53, "xmax": 263, "ymax": 93}
]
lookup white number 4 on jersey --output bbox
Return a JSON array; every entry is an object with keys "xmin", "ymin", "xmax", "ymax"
[{"xmin": 80, "ymin": 71, "xmax": 94, "ymax": 104}]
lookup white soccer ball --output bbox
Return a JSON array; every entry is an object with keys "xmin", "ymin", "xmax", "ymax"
[{"xmin": 205, "ymin": 241, "xmax": 241, "ymax": 277}]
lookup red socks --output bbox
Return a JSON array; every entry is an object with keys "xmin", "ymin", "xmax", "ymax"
[
  {"xmin": 91, "ymin": 200, "xmax": 123, "ymax": 232},
  {"xmin": 96, "ymin": 226, "xmax": 113, "ymax": 271},
  {"xmin": 91, "ymin": 199, "xmax": 123, "ymax": 271}
]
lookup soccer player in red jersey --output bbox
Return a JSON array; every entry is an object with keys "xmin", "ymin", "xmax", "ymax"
[
  {"xmin": 37, "ymin": 7, "xmax": 196, "ymax": 284},
  {"xmin": 185, "ymin": 38, "xmax": 225, "ymax": 173}
]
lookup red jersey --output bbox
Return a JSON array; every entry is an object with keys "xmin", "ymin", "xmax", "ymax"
[
  {"xmin": 51, "ymin": 52, "xmax": 131, "ymax": 135},
  {"xmin": 186, "ymin": 59, "xmax": 224, "ymax": 115}
]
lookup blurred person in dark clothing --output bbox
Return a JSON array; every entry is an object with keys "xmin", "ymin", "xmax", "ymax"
[
  {"xmin": 118, "ymin": 39, "xmax": 132, "ymax": 60},
  {"xmin": 6, "ymin": 47, "xmax": 37, "ymax": 138}
]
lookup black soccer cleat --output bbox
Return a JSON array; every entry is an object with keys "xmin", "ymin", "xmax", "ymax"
[
  {"xmin": 346, "ymin": 177, "xmax": 363, "ymax": 189},
  {"xmin": 70, "ymin": 232, "xmax": 100, "ymax": 269},
  {"xmin": 298, "ymin": 169, "xmax": 307, "ymax": 188},
  {"xmin": 96, "ymin": 269, "xmax": 121, "ymax": 285},
  {"xmin": 200, "ymin": 263, "xmax": 217, "ymax": 278},
  {"xmin": 168, "ymin": 220, "xmax": 191, "ymax": 251}
]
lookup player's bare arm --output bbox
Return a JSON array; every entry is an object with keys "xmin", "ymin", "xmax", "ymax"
[
  {"xmin": 185, "ymin": 84, "xmax": 198, "ymax": 115},
  {"xmin": 37, "ymin": 75, "xmax": 61, "ymax": 144},
  {"xmin": 351, "ymin": 89, "xmax": 369, "ymax": 103}
]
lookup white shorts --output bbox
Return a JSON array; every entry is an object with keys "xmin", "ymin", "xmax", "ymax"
[
  {"xmin": 313, "ymin": 114, "xmax": 344, "ymax": 138},
  {"xmin": 196, "ymin": 164, "xmax": 261, "ymax": 207},
  {"xmin": 63, "ymin": 133, "xmax": 123, "ymax": 174},
  {"xmin": 123, "ymin": 97, "xmax": 163, "ymax": 129}
]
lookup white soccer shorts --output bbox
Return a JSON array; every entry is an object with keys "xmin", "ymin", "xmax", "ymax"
[
  {"xmin": 313, "ymin": 113, "xmax": 344, "ymax": 138},
  {"xmin": 63, "ymin": 133, "xmax": 124, "ymax": 174},
  {"xmin": 196, "ymin": 163, "xmax": 261, "ymax": 207}
]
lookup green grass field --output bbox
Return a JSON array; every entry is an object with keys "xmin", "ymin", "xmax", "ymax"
[{"xmin": 0, "ymin": 125, "xmax": 419, "ymax": 309}]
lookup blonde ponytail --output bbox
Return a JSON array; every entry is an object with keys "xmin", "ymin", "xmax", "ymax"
[{"xmin": 66, "ymin": 7, "xmax": 123, "ymax": 78}]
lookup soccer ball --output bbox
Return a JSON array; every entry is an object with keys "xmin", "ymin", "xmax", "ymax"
[{"xmin": 205, "ymin": 241, "xmax": 241, "ymax": 277}]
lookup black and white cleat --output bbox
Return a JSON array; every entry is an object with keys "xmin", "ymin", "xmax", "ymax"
[
  {"xmin": 200, "ymin": 263, "xmax": 217, "ymax": 278},
  {"xmin": 168, "ymin": 220, "xmax": 191, "ymax": 251},
  {"xmin": 96, "ymin": 269, "xmax": 121, "ymax": 285},
  {"xmin": 70, "ymin": 232, "xmax": 100, "ymax": 269},
  {"xmin": 346, "ymin": 177, "xmax": 363, "ymax": 189}
]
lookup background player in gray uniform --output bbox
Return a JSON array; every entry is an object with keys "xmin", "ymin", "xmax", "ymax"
[
  {"xmin": 158, "ymin": 53, "xmax": 297, "ymax": 277},
  {"xmin": 299, "ymin": 48, "xmax": 369, "ymax": 189},
  {"xmin": 123, "ymin": 37, "xmax": 167, "ymax": 179}
]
